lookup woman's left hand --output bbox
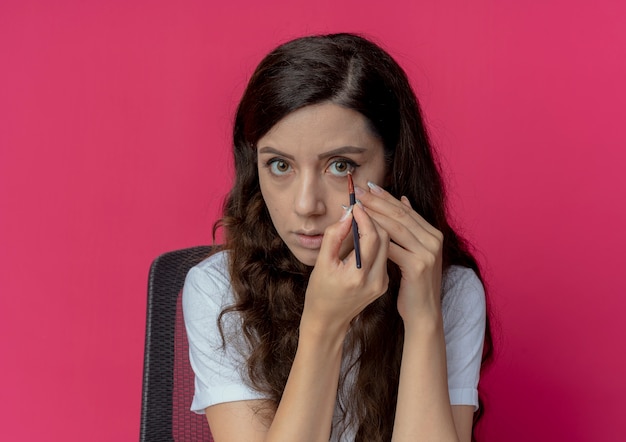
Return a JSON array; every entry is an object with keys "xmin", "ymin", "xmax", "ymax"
[{"xmin": 355, "ymin": 182, "xmax": 444, "ymax": 327}]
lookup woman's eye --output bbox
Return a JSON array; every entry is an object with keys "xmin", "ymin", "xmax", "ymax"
[
  {"xmin": 268, "ymin": 159, "xmax": 291, "ymax": 175},
  {"xmin": 328, "ymin": 160, "xmax": 355, "ymax": 177}
]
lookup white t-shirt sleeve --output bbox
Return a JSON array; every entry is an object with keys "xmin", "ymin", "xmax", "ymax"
[
  {"xmin": 182, "ymin": 251, "xmax": 265, "ymax": 414},
  {"xmin": 441, "ymin": 266, "xmax": 486, "ymax": 410}
]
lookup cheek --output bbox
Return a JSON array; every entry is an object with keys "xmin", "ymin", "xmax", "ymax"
[
  {"xmin": 335, "ymin": 191, "xmax": 351, "ymax": 215},
  {"xmin": 258, "ymin": 172, "xmax": 275, "ymax": 207},
  {"xmin": 259, "ymin": 183, "xmax": 286, "ymax": 221},
  {"xmin": 368, "ymin": 160, "xmax": 388, "ymax": 187}
]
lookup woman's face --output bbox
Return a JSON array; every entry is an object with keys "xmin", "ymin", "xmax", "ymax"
[{"xmin": 257, "ymin": 102, "xmax": 387, "ymax": 266}]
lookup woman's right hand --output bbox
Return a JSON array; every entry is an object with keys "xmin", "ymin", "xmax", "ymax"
[{"xmin": 301, "ymin": 203, "xmax": 390, "ymax": 336}]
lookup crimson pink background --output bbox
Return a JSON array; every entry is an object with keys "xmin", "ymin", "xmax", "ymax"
[{"xmin": 1, "ymin": 1, "xmax": 625, "ymax": 440}]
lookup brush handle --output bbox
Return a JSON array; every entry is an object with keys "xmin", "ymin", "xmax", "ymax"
[{"xmin": 349, "ymin": 193, "xmax": 361, "ymax": 268}]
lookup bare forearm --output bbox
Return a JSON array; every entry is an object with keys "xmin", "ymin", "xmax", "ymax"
[
  {"xmin": 265, "ymin": 323, "xmax": 347, "ymax": 442},
  {"xmin": 392, "ymin": 318, "xmax": 459, "ymax": 442}
]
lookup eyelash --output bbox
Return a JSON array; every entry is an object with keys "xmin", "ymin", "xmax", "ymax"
[
  {"xmin": 264, "ymin": 157, "xmax": 360, "ymax": 177},
  {"xmin": 327, "ymin": 158, "xmax": 359, "ymax": 176},
  {"xmin": 265, "ymin": 158, "xmax": 291, "ymax": 175}
]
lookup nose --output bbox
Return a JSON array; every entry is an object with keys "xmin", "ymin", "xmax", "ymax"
[{"xmin": 294, "ymin": 172, "xmax": 325, "ymax": 217}]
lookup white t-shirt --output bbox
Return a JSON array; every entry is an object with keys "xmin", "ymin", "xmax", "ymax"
[{"xmin": 183, "ymin": 250, "xmax": 486, "ymax": 440}]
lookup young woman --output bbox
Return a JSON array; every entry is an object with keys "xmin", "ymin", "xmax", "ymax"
[{"xmin": 183, "ymin": 33, "xmax": 491, "ymax": 442}]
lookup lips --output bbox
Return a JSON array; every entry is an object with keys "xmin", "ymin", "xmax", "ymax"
[{"xmin": 294, "ymin": 231, "xmax": 324, "ymax": 249}]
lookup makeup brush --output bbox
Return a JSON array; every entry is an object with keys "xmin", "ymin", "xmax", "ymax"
[{"xmin": 347, "ymin": 171, "xmax": 362, "ymax": 269}]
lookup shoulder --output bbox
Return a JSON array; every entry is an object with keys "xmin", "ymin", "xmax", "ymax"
[
  {"xmin": 441, "ymin": 266, "xmax": 486, "ymax": 332},
  {"xmin": 182, "ymin": 250, "xmax": 234, "ymax": 320},
  {"xmin": 442, "ymin": 266, "xmax": 485, "ymax": 311},
  {"xmin": 441, "ymin": 266, "xmax": 486, "ymax": 407},
  {"xmin": 186, "ymin": 249, "xmax": 230, "ymax": 286}
]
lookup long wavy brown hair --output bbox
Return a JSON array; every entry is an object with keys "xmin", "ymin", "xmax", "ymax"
[{"xmin": 214, "ymin": 33, "xmax": 493, "ymax": 441}]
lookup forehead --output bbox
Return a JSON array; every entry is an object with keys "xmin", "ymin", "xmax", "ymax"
[{"xmin": 257, "ymin": 102, "xmax": 381, "ymax": 155}]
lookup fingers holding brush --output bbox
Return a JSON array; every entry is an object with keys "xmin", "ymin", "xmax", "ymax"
[
  {"xmin": 356, "ymin": 181, "xmax": 443, "ymax": 257},
  {"xmin": 305, "ymin": 204, "xmax": 389, "ymax": 330},
  {"xmin": 352, "ymin": 201, "xmax": 390, "ymax": 281},
  {"xmin": 355, "ymin": 181, "xmax": 444, "ymax": 322}
]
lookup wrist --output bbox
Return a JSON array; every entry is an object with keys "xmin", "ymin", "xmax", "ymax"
[
  {"xmin": 402, "ymin": 312, "xmax": 444, "ymax": 339},
  {"xmin": 299, "ymin": 314, "xmax": 350, "ymax": 348}
]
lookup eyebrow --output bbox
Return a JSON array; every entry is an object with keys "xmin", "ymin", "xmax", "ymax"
[{"xmin": 257, "ymin": 145, "xmax": 367, "ymax": 160}]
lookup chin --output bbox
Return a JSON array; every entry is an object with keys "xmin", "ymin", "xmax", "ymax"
[{"xmin": 290, "ymin": 249, "xmax": 319, "ymax": 267}]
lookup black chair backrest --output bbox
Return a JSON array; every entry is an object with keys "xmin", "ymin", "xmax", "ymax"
[{"xmin": 140, "ymin": 246, "xmax": 214, "ymax": 442}]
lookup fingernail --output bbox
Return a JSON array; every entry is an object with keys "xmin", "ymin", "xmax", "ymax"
[
  {"xmin": 340, "ymin": 204, "xmax": 353, "ymax": 221},
  {"xmin": 367, "ymin": 181, "xmax": 383, "ymax": 194},
  {"xmin": 401, "ymin": 195, "xmax": 412, "ymax": 207},
  {"xmin": 341, "ymin": 204, "xmax": 350, "ymax": 211},
  {"xmin": 354, "ymin": 186, "xmax": 366, "ymax": 197}
]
